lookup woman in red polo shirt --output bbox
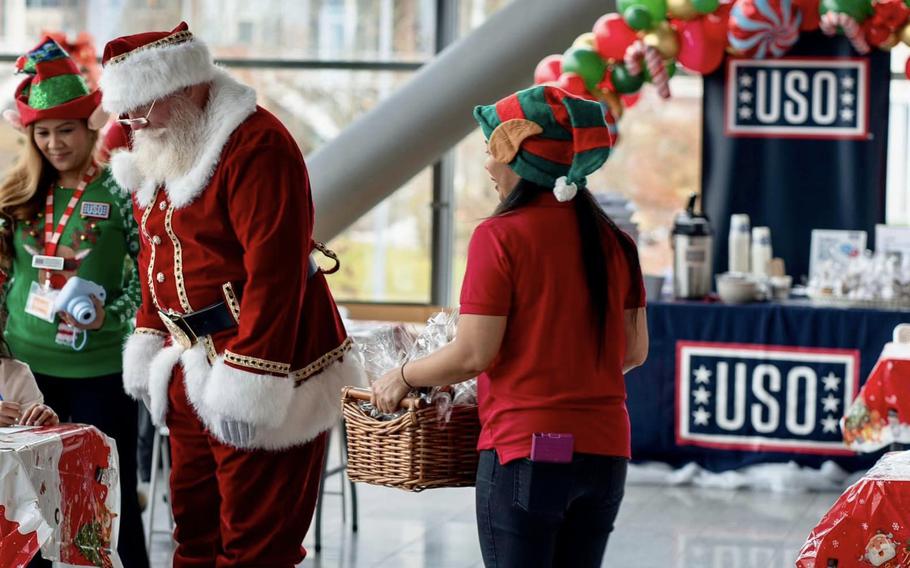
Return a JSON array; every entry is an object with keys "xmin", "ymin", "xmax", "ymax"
[{"xmin": 371, "ymin": 85, "xmax": 648, "ymax": 567}]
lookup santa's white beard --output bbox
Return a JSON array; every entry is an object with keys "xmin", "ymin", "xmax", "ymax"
[{"xmin": 131, "ymin": 95, "xmax": 207, "ymax": 184}]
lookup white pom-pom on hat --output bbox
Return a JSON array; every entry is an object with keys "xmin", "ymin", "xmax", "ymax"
[{"xmin": 553, "ymin": 176, "xmax": 578, "ymax": 202}]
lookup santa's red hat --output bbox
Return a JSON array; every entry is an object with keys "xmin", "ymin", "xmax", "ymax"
[{"xmin": 99, "ymin": 22, "xmax": 215, "ymax": 116}]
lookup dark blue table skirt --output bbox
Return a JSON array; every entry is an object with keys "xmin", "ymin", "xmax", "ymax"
[{"xmin": 627, "ymin": 300, "xmax": 910, "ymax": 472}]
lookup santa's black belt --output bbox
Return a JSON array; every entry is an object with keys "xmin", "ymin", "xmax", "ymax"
[{"xmin": 159, "ymin": 257, "xmax": 320, "ymax": 349}]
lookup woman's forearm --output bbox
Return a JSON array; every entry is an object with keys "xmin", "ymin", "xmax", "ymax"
[{"xmin": 401, "ymin": 341, "xmax": 483, "ymax": 388}]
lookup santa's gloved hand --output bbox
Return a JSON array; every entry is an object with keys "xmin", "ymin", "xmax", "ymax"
[{"xmin": 220, "ymin": 419, "xmax": 256, "ymax": 447}]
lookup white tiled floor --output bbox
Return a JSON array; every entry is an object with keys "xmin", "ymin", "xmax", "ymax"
[{"xmin": 143, "ymin": 430, "xmax": 841, "ymax": 568}]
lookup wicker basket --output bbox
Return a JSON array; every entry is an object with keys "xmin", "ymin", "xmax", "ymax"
[{"xmin": 342, "ymin": 387, "xmax": 480, "ymax": 492}]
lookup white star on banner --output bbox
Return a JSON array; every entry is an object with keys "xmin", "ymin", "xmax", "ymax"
[
  {"xmin": 694, "ymin": 365, "xmax": 713, "ymax": 384},
  {"xmin": 739, "ymin": 73, "xmax": 754, "ymax": 88},
  {"xmin": 822, "ymin": 373, "xmax": 841, "ymax": 392},
  {"xmin": 693, "ymin": 386, "xmax": 711, "ymax": 406},
  {"xmin": 739, "ymin": 90, "xmax": 753, "ymax": 104},
  {"xmin": 693, "ymin": 407, "xmax": 711, "ymax": 426},
  {"xmin": 841, "ymin": 92, "xmax": 855, "ymax": 105},
  {"xmin": 840, "ymin": 108, "xmax": 854, "ymax": 122},
  {"xmin": 822, "ymin": 394, "xmax": 841, "ymax": 413},
  {"xmin": 739, "ymin": 106, "xmax": 753, "ymax": 120},
  {"xmin": 841, "ymin": 75, "xmax": 855, "ymax": 90},
  {"xmin": 821, "ymin": 415, "xmax": 839, "ymax": 434}
]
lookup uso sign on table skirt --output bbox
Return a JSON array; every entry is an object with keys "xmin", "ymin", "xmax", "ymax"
[
  {"xmin": 0, "ymin": 424, "xmax": 119, "ymax": 567},
  {"xmin": 797, "ymin": 451, "xmax": 910, "ymax": 567},
  {"xmin": 626, "ymin": 301, "xmax": 910, "ymax": 472}
]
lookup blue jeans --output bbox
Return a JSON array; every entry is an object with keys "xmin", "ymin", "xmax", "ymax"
[{"xmin": 475, "ymin": 450, "xmax": 627, "ymax": 568}]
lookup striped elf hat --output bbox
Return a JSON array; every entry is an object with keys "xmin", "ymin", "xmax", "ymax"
[
  {"xmin": 5, "ymin": 36, "xmax": 104, "ymax": 129},
  {"xmin": 473, "ymin": 85, "xmax": 617, "ymax": 202}
]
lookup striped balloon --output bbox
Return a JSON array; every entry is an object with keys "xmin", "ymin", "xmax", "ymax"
[{"xmin": 728, "ymin": 0, "xmax": 803, "ymax": 59}]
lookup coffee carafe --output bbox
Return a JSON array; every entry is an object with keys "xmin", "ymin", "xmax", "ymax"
[{"xmin": 672, "ymin": 194, "xmax": 713, "ymax": 299}]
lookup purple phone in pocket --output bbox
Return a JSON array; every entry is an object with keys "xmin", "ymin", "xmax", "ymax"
[{"xmin": 530, "ymin": 433, "xmax": 574, "ymax": 463}]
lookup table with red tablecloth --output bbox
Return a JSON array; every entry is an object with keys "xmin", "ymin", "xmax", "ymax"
[
  {"xmin": 798, "ymin": 450, "xmax": 910, "ymax": 567},
  {"xmin": 842, "ymin": 342, "xmax": 910, "ymax": 453},
  {"xmin": 0, "ymin": 424, "xmax": 120, "ymax": 567}
]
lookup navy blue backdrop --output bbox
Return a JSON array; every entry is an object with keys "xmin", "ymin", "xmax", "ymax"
[{"xmin": 701, "ymin": 33, "xmax": 890, "ymax": 280}]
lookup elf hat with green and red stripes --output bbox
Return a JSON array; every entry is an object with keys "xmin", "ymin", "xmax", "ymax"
[
  {"xmin": 473, "ymin": 85, "xmax": 616, "ymax": 202},
  {"xmin": 9, "ymin": 36, "xmax": 103, "ymax": 128}
]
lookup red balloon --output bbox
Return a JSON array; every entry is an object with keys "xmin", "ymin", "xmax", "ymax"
[
  {"xmin": 555, "ymin": 72, "xmax": 595, "ymax": 99},
  {"xmin": 534, "ymin": 54, "xmax": 563, "ymax": 85},
  {"xmin": 905, "ymin": 57, "xmax": 910, "ymax": 80},
  {"xmin": 593, "ymin": 13, "xmax": 640, "ymax": 61},
  {"xmin": 864, "ymin": 21, "xmax": 892, "ymax": 46},
  {"xmin": 676, "ymin": 18, "xmax": 726, "ymax": 74},
  {"xmin": 794, "ymin": 0, "xmax": 821, "ymax": 30},
  {"xmin": 703, "ymin": 2, "xmax": 732, "ymax": 43}
]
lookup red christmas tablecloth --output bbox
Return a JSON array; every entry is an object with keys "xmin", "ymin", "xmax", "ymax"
[
  {"xmin": 798, "ymin": 451, "xmax": 910, "ymax": 567},
  {"xmin": 842, "ymin": 343, "xmax": 910, "ymax": 453},
  {"xmin": 0, "ymin": 424, "xmax": 120, "ymax": 567}
]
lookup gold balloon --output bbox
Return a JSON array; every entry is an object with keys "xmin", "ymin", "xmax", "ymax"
[
  {"xmin": 573, "ymin": 32, "xmax": 597, "ymax": 50},
  {"xmin": 667, "ymin": 0, "xmax": 699, "ymax": 20},
  {"xmin": 899, "ymin": 24, "xmax": 910, "ymax": 47},
  {"xmin": 880, "ymin": 33, "xmax": 900, "ymax": 51},
  {"xmin": 644, "ymin": 22, "xmax": 681, "ymax": 59}
]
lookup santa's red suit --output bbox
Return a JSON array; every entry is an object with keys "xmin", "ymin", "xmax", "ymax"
[{"xmin": 99, "ymin": 23, "xmax": 363, "ymax": 566}]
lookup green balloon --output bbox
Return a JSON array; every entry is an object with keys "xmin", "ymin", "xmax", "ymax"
[
  {"xmin": 562, "ymin": 47, "xmax": 607, "ymax": 91},
  {"xmin": 623, "ymin": 5, "xmax": 654, "ymax": 31},
  {"xmin": 611, "ymin": 65, "xmax": 645, "ymax": 94},
  {"xmin": 820, "ymin": 0, "xmax": 873, "ymax": 21},
  {"xmin": 619, "ymin": 0, "xmax": 668, "ymax": 21},
  {"xmin": 643, "ymin": 60, "xmax": 677, "ymax": 82},
  {"xmin": 691, "ymin": 0, "xmax": 719, "ymax": 14}
]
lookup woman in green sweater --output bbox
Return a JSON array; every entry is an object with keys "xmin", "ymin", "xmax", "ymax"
[{"xmin": 0, "ymin": 38, "xmax": 148, "ymax": 567}]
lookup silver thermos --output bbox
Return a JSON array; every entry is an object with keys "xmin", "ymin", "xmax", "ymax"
[{"xmin": 672, "ymin": 194, "xmax": 713, "ymax": 299}]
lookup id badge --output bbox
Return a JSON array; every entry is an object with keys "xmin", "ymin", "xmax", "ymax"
[
  {"xmin": 25, "ymin": 281, "xmax": 58, "ymax": 323},
  {"xmin": 32, "ymin": 255, "xmax": 64, "ymax": 271}
]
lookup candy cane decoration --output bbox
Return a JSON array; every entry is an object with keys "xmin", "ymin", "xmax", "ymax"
[
  {"xmin": 820, "ymin": 12, "xmax": 870, "ymax": 54},
  {"xmin": 624, "ymin": 40, "xmax": 671, "ymax": 100}
]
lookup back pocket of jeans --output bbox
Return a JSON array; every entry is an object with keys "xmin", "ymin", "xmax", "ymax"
[{"xmin": 512, "ymin": 459, "xmax": 572, "ymax": 517}]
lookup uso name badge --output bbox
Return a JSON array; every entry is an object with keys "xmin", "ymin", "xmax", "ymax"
[{"xmin": 80, "ymin": 201, "xmax": 111, "ymax": 219}]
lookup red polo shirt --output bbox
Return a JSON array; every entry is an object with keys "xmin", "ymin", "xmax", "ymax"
[{"xmin": 459, "ymin": 193, "xmax": 645, "ymax": 465}]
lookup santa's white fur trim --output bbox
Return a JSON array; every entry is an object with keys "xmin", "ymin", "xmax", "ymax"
[
  {"xmin": 100, "ymin": 39, "xmax": 215, "ymax": 116},
  {"xmin": 553, "ymin": 176, "xmax": 578, "ymax": 202},
  {"xmin": 122, "ymin": 332, "xmax": 164, "ymax": 399},
  {"xmin": 109, "ymin": 150, "xmax": 143, "ymax": 193},
  {"xmin": 177, "ymin": 344, "xmax": 365, "ymax": 450},
  {"xmin": 147, "ymin": 344, "xmax": 186, "ymax": 425},
  {"xmin": 116, "ymin": 69, "xmax": 258, "ymax": 210}
]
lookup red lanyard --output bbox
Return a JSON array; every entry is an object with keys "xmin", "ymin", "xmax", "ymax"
[{"xmin": 44, "ymin": 161, "xmax": 97, "ymax": 257}]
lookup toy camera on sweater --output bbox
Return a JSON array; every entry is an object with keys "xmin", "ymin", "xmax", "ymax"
[{"xmin": 53, "ymin": 277, "xmax": 106, "ymax": 326}]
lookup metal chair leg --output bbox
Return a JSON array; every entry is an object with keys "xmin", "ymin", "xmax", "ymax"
[
  {"xmin": 146, "ymin": 428, "xmax": 161, "ymax": 552},
  {"xmin": 314, "ymin": 426, "xmax": 332, "ymax": 553},
  {"xmin": 341, "ymin": 422, "xmax": 358, "ymax": 533}
]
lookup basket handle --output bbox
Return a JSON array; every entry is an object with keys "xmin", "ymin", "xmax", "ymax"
[{"xmin": 342, "ymin": 386, "xmax": 424, "ymax": 411}]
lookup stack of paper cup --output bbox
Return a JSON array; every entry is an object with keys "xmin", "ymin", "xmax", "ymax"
[
  {"xmin": 729, "ymin": 214, "xmax": 751, "ymax": 274},
  {"xmin": 751, "ymin": 226, "xmax": 773, "ymax": 278}
]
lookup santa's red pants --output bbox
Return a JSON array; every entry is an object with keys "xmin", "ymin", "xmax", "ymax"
[{"xmin": 166, "ymin": 366, "xmax": 327, "ymax": 567}]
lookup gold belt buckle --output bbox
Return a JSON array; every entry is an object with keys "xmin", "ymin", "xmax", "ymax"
[{"xmin": 158, "ymin": 310, "xmax": 195, "ymax": 349}]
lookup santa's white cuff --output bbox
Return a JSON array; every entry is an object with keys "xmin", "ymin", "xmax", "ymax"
[
  {"xmin": 202, "ymin": 358, "xmax": 295, "ymax": 429},
  {"xmin": 122, "ymin": 332, "xmax": 165, "ymax": 399}
]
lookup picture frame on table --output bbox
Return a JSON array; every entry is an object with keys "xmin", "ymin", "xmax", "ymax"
[
  {"xmin": 809, "ymin": 229, "xmax": 867, "ymax": 281},
  {"xmin": 875, "ymin": 224, "xmax": 910, "ymax": 267}
]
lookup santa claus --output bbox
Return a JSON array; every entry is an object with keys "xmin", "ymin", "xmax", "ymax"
[{"xmin": 99, "ymin": 22, "xmax": 363, "ymax": 566}]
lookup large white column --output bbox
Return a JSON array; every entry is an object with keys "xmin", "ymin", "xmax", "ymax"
[{"xmin": 309, "ymin": 0, "xmax": 611, "ymax": 241}]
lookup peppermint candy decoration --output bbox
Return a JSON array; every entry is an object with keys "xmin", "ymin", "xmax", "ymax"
[
  {"xmin": 728, "ymin": 0, "xmax": 803, "ymax": 59},
  {"xmin": 820, "ymin": 12, "xmax": 871, "ymax": 53}
]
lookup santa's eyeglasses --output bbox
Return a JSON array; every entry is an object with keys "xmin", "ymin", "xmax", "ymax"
[{"xmin": 117, "ymin": 99, "xmax": 157, "ymax": 128}]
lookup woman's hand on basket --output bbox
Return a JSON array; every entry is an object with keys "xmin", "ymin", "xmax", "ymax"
[{"xmin": 371, "ymin": 369, "xmax": 411, "ymax": 415}]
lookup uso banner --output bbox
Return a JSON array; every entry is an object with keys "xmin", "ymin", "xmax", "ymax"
[
  {"xmin": 626, "ymin": 301, "xmax": 910, "ymax": 472},
  {"xmin": 702, "ymin": 32, "xmax": 891, "ymax": 280}
]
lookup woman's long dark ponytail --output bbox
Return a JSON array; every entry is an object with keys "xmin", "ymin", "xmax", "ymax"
[{"xmin": 494, "ymin": 179, "xmax": 642, "ymax": 361}]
